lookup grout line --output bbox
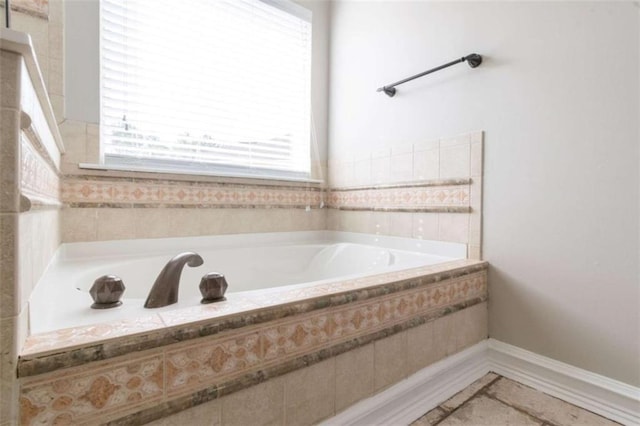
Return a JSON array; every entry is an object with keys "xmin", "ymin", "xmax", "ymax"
[
  {"xmin": 430, "ymin": 373, "xmax": 502, "ymax": 425},
  {"xmin": 479, "ymin": 380, "xmax": 561, "ymax": 426}
]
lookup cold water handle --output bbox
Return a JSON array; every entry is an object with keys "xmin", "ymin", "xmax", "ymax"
[{"xmin": 144, "ymin": 252, "xmax": 203, "ymax": 308}]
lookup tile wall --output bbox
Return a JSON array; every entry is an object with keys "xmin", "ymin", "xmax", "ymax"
[
  {"xmin": 327, "ymin": 132, "xmax": 483, "ymax": 259},
  {"xmin": 17, "ymin": 264, "xmax": 488, "ymax": 425},
  {"xmin": 0, "ymin": 45, "xmax": 62, "ymax": 423}
]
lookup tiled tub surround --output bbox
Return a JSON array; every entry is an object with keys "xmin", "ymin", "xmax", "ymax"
[
  {"xmin": 1, "ymin": 30, "xmax": 65, "ymax": 425},
  {"xmin": 60, "ymin": 175, "xmax": 327, "ymax": 242},
  {"xmin": 30, "ymin": 231, "xmax": 466, "ymax": 333},
  {"xmin": 18, "ymin": 259, "xmax": 487, "ymax": 425},
  {"xmin": 328, "ymin": 132, "xmax": 483, "ymax": 259}
]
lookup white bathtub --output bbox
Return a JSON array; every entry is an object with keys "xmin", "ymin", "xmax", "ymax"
[{"xmin": 29, "ymin": 231, "xmax": 466, "ymax": 333}]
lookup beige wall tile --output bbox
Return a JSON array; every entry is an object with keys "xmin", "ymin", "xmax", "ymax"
[
  {"xmin": 94, "ymin": 208, "xmax": 137, "ymax": 241},
  {"xmin": 85, "ymin": 123, "xmax": 100, "ymax": 163},
  {"xmin": 374, "ymin": 331, "xmax": 408, "ymax": 391},
  {"xmin": 389, "ymin": 153, "xmax": 413, "ymax": 183},
  {"xmin": 221, "ymin": 377, "xmax": 284, "ymax": 426},
  {"xmin": 468, "ymin": 245, "xmax": 481, "ymax": 260},
  {"xmin": 470, "ymin": 141, "xmax": 483, "ymax": 178},
  {"xmin": 388, "ymin": 212, "xmax": 412, "ymax": 237},
  {"xmin": 61, "ymin": 207, "xmax": 98, "ymax": 243},
  {"xmin": 59, "ymin": 120, "xmax": 87, "ymax": 172},
  {"xmin": 1, "ymin": 52, "xmax": 21, "ymax": 109},
  {"xmin": 167, "ymin": 209, "xmax": 201, "ymax": 237},
  {"xmin": 371, "ymin": 152, "xmax": 390, "ymax": 184},
  {"xmin": 0, "ymin": 214, "xmax": 19, "ymax": 320},
  {"xmin": 0, "ymin": 109, "xmax": 21, "ymax": 213},
  {"xmin": 335, "ymin": 344, "xmax": 374, "ymax": 413},
  {"xmin": 438, "ymin": 213, "xmax": 470, "ymax": 244},
  {"xmin": 412, "ymin": 213, "xmax": 439, "ymax": 240},
  {"xmin": 0, "ymin": 309, "xmax": 28, "ymax": 425},
  {"xmin": 134, "ymin": 208, "xmax": 169, "ymax": 239},
  {"xmin": 48, "ymin": 57, "xmax": 64, "ymax": 97},
  {"xmin": 407, "ymin": 320, "xmax": 439, "ymax": 375},
  {"xmin": 48, "ymin": 0, "xmax": 64, "ymax": 25},
  {"xmin": 48, "ymin": 24, "xmax": 64, "ymax": 61},
  {"xmin": 147, "ymin": 400, "xmax": 221, "ymax": 426},
  {"xmin": 456, "ymin": 302, "xmax": 488, "ymax": 351},
  {"xmin": 353, "ymin": 157, "xmax": 371, "ymax": 186},
  {"xmin": 439, "ymin": 144, "xmax": 470, "ymax": 179},
  {"xmin": 284, "ymin": 358, "xmax": 336, "ymax": 426},
  {"xmin": 50, "ymin": 93, "xmax": 64, "ymax": 124},
  {"xmin": 432, "ymin": 312, "xmax": 458, "ymax": 360},
  {"xmin": 413, "ymin": 148, "xmax": 439, "ymax": 181}
]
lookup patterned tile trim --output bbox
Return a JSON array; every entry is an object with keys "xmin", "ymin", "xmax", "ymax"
[
  {"xmin": 20, "ymin": 137, "xmax": 60, "ymax": 209},
  {"xmin": 111, "ymin": 298, "xmax": 485, "ymax": 426},
  {"xmin": 331, "ymin": 178, "xmax": 471, "ymax": 192},
  {"xmin": 328, "ymin": 184, "xmax": 470, "ymax": 211},
  {"xmin": 20, "ymin": 112, "xmax": 60, "ymax": 174},
  {"xmin": 19, "ymin": 270, "xmax": 486, "ymax": 425},
  {"xmin": 20, "ymin": 353, "xmax": 164, "ymax": 425},
  {"xmin": 61, "ymin": 177, "xmax": 325, "ymax": 209},
  {"xmin": 332, "ymin": 206, "xmax": 471, "ymax": 213},
  {"xmin": 161, "ymin": 271, "xmax": 486, "ymax": 398},
  {"xmin": 19, "ymin": 260, "xmax": 486, "ymax": 377}
]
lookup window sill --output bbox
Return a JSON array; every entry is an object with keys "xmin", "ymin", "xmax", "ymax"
[{"xmin": 77, "ymin": 163, "xmax": 324, "ymax": 186}]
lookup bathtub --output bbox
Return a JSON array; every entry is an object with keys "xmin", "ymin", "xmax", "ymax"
[{"xmin": 29, "ymin": 231, "xmax": 466, "ymax": 334}]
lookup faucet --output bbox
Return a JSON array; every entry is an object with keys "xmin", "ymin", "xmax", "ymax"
[{"xmin": 144, "ymin": 252, "xmax": 204, "ymax": 308}]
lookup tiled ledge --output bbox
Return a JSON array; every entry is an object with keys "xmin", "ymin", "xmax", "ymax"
[
  {"xmin": 19, "ymin": 259, "xmax": 487, "ymax": 378},
  {"xmin": 18, "ymin": 262, "xmax": 488, "ymax": 425}
]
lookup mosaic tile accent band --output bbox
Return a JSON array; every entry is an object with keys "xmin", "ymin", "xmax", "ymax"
[
  {"xmin": 61, "ymin": 177, "xmax": 325, "ymax": 209},
  {"xmin": 19, "ymin": 268, "xmax": 486, "ymax": 424},
  {"xmin": 20, "ymin": 137, "xmax": 60, "ymax": 208},
  {"xmin": 328, "ymin": 181, "xmax": 471, "ymax": 212}
]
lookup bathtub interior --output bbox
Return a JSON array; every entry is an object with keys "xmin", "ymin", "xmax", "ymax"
[{"xmin": 29, "ymin": 231, "xmax": 466, "ymax": 334}]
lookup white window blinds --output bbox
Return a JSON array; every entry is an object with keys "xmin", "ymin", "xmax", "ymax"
[{"xmin": 100, "ymin": 0, "xmax": 312, "ymax": 179}]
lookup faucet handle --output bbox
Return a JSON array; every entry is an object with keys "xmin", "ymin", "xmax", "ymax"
[
  {"xmin": 90, "ymin": 275, "xmax": 125, "ymax": 309},
  {"xmin": 199, "ymin": 273, "xmax": 228, "ymax": 304}
]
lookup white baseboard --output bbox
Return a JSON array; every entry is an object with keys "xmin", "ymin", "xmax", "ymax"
[
  {"xmin": 323, "ymin": 339, "xmax": 640, "ymax": 426},
  {"xmin": 322, "ymin": 341, "xmax": 491, "ymax": 426},
  {"xmin": 487, "ymin": 339, "xmax": 640, "ymax": 426}
]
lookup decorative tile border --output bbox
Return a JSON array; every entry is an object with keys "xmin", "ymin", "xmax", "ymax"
[
  {"xmin": 328, "ymin": 182, "xmax": 471, "ymax": 212},
  {"xmin": 18, "ymin": 264, "xmax": 487, "ymax": 424},
  {"xmin": 20, "ymin": 353, "xmax": 164, "ymax": 425},
  {"xmin": 19, "ymin": 260, "xmax": 484, "ymax": 374},
  {"xmin": 20, "ymin": 137, "xmax": 60, "ymax": 209},
  {"xmin": 61, "ymin": 176, "xmax": 325, "ymax": 209}
]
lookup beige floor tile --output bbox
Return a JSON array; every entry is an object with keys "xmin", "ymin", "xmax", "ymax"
[
  {"xmin": 411, "ymin": 406, "xmax": 448, "ymax": 425},
  {"xmin": 440, "ymin": 372, "xmax": 499, "ymax": 411},
  {"xmin": 438, "ymin": 395, "xmax": 542, "ymax": 426},
  {"xmin": 486, "ymin": 378, "xmax": 621, "ymax": 426}
]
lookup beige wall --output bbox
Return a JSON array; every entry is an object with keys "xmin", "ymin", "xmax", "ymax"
[{"xmin": 329, "ymin": 1, "xmax": 640, "ymax": 386}]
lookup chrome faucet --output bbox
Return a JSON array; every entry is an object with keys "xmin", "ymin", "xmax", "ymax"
[{"xmin": 144, "ymin": 252, "xmax": 203, "ymax": 308}]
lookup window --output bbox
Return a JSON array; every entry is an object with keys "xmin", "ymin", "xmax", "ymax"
[{"xmin": 100, "ymin": 0, "xmax": 312, "ymax": 180}]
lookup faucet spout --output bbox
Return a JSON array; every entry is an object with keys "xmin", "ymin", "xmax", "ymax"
[{"xmin": 144, "ymin": 252, "xmax": 203, "ymax": 308}]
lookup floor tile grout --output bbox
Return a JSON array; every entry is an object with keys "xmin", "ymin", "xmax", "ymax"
[
  {"xmin": 431, "ymin": 374, "xmax": 503, "ymax": 425},
  {"xmin": 410, "ymin": 373, "xmax": 622, "ymax": 426}
]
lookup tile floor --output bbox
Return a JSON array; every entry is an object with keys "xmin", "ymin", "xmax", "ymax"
[{"xmin": 410, "ymin": 373, "xmax": 621, "ymax": 426}]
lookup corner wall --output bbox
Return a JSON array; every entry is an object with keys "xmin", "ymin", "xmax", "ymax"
[{"xmin": 329, "ymin": 1, "xmax": 640, "ymax": 386}]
